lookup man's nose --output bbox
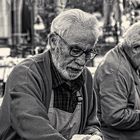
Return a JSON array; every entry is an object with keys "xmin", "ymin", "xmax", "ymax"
[{"xmin": 75, "ymin": 53, "xmax": 87, "ymax": 66}]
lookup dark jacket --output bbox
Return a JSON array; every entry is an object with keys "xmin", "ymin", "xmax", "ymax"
[
  {"xmin": 93, "ymin": 44, "xmax": 140, "ymax": 140},
  {"xmin": 0, "ymin": 51, "xmax": 100, "ymax": 140}
]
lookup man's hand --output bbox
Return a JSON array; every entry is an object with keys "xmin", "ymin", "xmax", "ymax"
[
  {"xmin": 71, "ymin": 134, "xmax": 91, "ymax": 140},
  {"xmin": 89, "ymin": 135, "xmax": 102, "ymax": 140},
  {"xmin": 71, "ymin": 134, "xmax": 102, "ymax": 140}
]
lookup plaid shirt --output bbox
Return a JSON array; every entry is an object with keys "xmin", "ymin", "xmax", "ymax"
[{"xmin": 50, "ymin": 56, "xmax": 84, "ymax": 113}]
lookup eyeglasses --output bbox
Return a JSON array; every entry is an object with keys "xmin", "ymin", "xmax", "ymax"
[{"xmin": 54, "ymin": 32, "xmax": 98, "ymax": 60}]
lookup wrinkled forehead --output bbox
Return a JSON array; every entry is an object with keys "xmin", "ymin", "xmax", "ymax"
[{"xmin": 63, "ymin": 24, "xmax": 97, "ymax": 46}]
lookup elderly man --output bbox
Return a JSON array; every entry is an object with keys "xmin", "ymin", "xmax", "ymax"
[
  {"xmin": 0, "ymin": 9, "xmax": 102, "ymax": 140},
  {"xmin": 93, "ymin": 21, "xmax": 140, "ymax": 140}
]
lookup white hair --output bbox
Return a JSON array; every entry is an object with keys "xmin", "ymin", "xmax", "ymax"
[
  {"xmin": 123, "ymin": 21, "xmax": 140, "ymax": 47},
  {"xmin": 50, "ymin": 9, "xmax": 100, "ymax": 42}
]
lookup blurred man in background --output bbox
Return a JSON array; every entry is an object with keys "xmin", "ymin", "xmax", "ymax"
[{"xmin": 93, "ymin": 21, "xmax": 140, "ymax": 140}]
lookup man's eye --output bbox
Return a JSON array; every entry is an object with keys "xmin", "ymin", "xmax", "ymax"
[
  {"xmin": 133, "ymin": 45, "xmax": 140, "ymax": 50},
  {"xmin": 86, "ymin": 50, "xmax": 94, "ymax": 55},
  {"xmin": 71, "ymin": 48, "xmax": 82, "ymax": 54}
]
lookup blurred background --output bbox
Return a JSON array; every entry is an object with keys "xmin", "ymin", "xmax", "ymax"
[{"xmin": 0, "ymin": 0, "xmax": 140, "ymax": 99}]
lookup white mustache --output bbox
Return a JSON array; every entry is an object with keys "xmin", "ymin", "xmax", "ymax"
[{"xmin": 68, "ymin": 66, "xmax": 85, "ymax": 70}]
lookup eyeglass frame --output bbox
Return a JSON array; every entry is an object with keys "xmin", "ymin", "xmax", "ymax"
[{"xmin": 54, "ymin": 32, "xmax": 98, "ymax": 60}]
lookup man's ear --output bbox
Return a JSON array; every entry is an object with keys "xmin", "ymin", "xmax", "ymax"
[{"xmin": 48, "ymin": 33, "xmax": 57, "ymax": 50}]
